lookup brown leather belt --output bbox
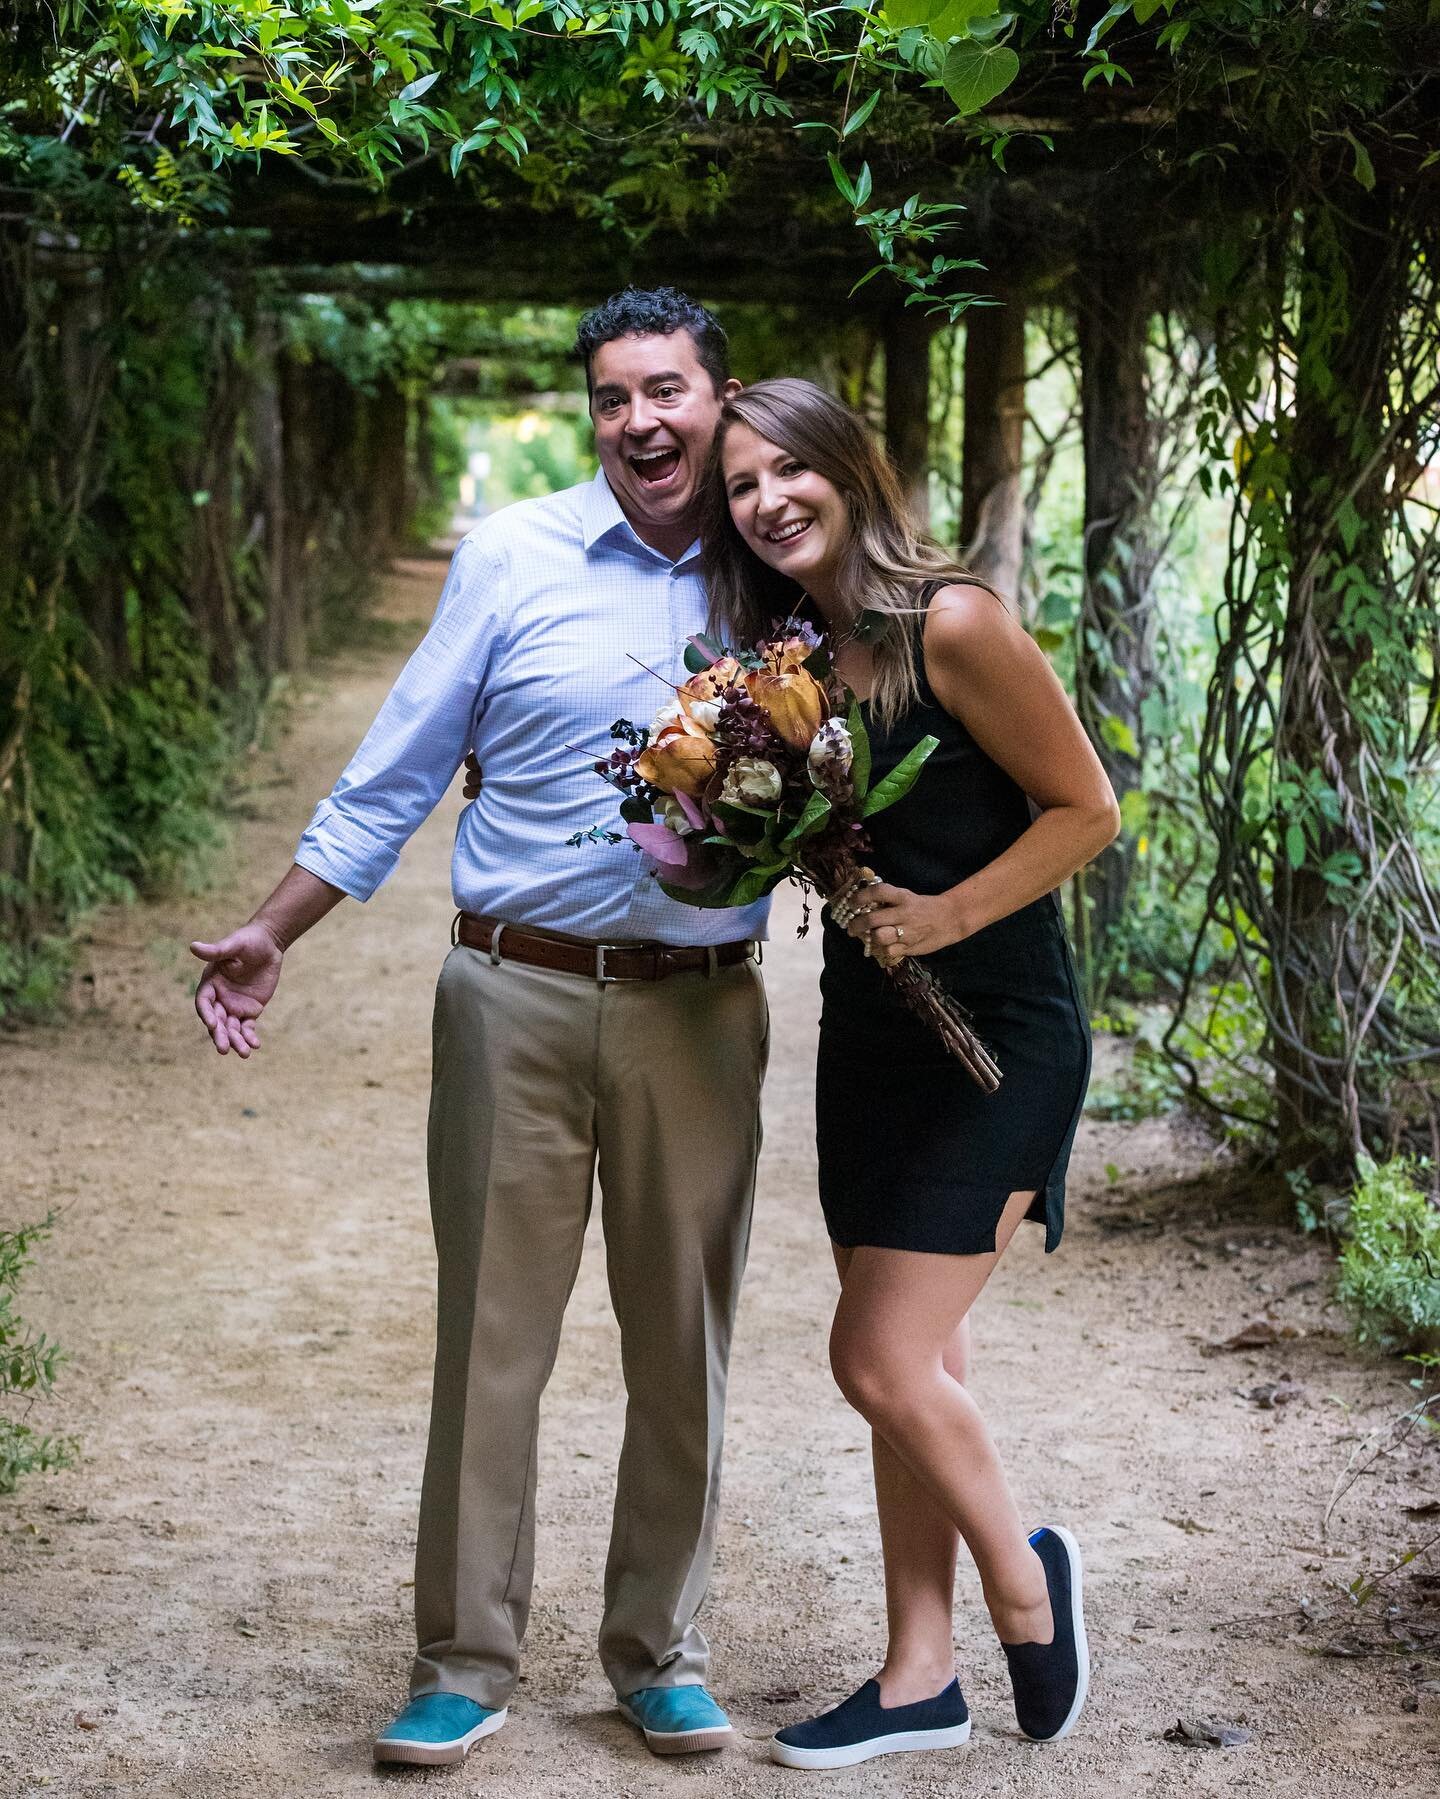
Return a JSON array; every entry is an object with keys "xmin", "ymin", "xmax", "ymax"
[{"xmin": 454, "ymin": 912, "xmax": 757, "ymax": 983}]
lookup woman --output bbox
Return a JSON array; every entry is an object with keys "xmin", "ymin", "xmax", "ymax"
[{"xmin": 702, "ymin": 379, "xmax": 1120, "ymax": 1769}]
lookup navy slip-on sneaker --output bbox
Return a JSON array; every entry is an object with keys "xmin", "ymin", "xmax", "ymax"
[
  {"xmin": 372, "ymin": 1692, "xmax": 507, "ymax": 1767},
  {"xmin": 618, "ymin": 1684, "xmax": 734, "ymax": 1754},
  {"xmin": 1001, "ymin": 1522, "xmax": 1090, "ymax": 1741},
  {"xmin": 770, "ymin": 1678, "xmax": 971, "ymax": 1770}
]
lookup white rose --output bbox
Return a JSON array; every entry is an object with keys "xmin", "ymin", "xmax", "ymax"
[
  {"xmin": 719, "ymin": 756, "xmax": 783, "ymax": 807},
  {"xmin": 686, "ymin": 698, "xmax": 722, "ymax": 731},
  {"xmin": 657, "ymin": 795, "xmax": 697, "ymax": 835},
  {"xmin": 807, "ymin": 718, "xmax": 854, "ymax": 791},
  {"xmin": 650, "ymin": 701, "xmax": 686, "ymax": 735}
]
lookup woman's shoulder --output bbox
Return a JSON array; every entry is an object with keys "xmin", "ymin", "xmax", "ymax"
[{"xmin": 922, "ymin": 580, "xmax": 1017, "ymax": 656}]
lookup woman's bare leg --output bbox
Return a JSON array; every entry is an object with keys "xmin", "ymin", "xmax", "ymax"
[
  {"xmin": 828, "ymin": 1191, "xmax": 1053, "ymax": 1662},
  {"xmin": 833, "ymin": 1244, "xmax": 968, "ymax": 1703}
]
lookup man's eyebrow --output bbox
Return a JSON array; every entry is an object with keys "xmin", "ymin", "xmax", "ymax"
[{"xmin": 645, "ymin": 370, "xmax": 689, "ymax": 386}]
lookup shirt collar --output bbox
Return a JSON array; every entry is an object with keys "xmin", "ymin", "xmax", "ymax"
[{"xmin": 581, "ymin": 467, "xmax": 702, "ymax": 572}]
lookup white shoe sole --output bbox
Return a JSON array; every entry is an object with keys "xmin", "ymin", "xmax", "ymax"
[
  {"xmin": 1025, "ymin": 1522, "xmax": 1090, "ymax": 1742},
  {"xmin": 373, "ymin": 1705, "xmax": 508, "ymax": 1766},
  {"xmin": 617, "ymin": 1700, "xmax": 733, "ymax": 1755},
  {"xmin": 770, "ymin": 1717, "xmax": 971, "ymax": 1770}
]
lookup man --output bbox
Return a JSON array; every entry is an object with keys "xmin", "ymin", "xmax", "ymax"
[{"xmin": 189, "ymin": 289, "xmax": 770, "ymax": 1768}]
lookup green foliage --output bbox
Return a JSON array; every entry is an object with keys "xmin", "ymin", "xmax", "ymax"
[
  {"xmin": 1336, "ymin": 1157, "xmax": 1440, "ymax": 1352},
  {"xmin": 0, "ymin": 1212, "xmax": 76, "ymax": 1497}
]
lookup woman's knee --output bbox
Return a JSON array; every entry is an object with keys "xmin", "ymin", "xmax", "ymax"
[{"xmin": 829, "ymin": 1329, "xmax": 933, "ymax": 1430}]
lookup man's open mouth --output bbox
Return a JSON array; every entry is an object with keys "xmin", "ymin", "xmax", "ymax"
[
  {"xmin": 766, "ymin": 519, "xmax": 813, "ymax": 545},
  {"xmin": 630, "ymin": 447, "xmax": 682, "ymax": 487}
]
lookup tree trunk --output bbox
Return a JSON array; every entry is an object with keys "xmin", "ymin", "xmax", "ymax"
[
  {"xmin": 1071, "ymin": 254, "xmax": 1160, "ymax": 988},
  {"xmin": 883, "ymin": 306, "xmax": 933, "ymax": 526},
  {"xmin": 248, "ymin": 310, "xmax": 298, "ymax": 680},
  {"xmin": 1273, "ymin": 189, "xmax": 1397, "ymax": 1168},
  {"xmin": 960, "ymin": 297, "xmax": 1026, "ymax": 606}
]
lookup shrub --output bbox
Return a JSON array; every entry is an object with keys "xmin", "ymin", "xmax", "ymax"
[
  {"xmin": 1335, "ymin": 1157, "xmax": 1440, "ymax": 1352},
  {"xmin": 0, "ymin": 1212, "xmax": 75, "ymax": 1496}
]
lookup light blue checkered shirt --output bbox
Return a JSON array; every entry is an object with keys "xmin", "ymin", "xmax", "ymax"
[{"xmin": 295, "ymin": 469, "xmax": 771, "ymax": 947}]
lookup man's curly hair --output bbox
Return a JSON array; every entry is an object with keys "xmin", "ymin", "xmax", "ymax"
[{"xmin": 573, "ymin": 287, "xmax": 730, "ymax": 395}]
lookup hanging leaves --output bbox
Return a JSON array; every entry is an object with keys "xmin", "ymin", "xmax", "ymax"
[{"xmin": 941, "ymin": 40, "xmax": 1020, "ymax": 115}]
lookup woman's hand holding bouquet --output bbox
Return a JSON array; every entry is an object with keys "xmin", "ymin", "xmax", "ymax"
[{"xmin": 584, "ymin": 622, "xmax": 1002, "ymax": 1092}]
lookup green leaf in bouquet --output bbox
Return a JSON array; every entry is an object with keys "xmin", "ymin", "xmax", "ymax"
[
  {"xmin": 711, "ymin": 798, "xmax": 775, "ymax": 846},
  {"xmin": 725, "ymin": 859, "xmax": 791, "ymax": 907},
  {"xmin": 683, "ymin": 632, "xmax": 728, "ymax": 673},
  {"xmin": 660, "ymin": 867, "xmax": 746, "ymax": 908},
  {"xmin": 781, "ymin": 788, "xmax": 832, "ymax": 849},
  {"xmin": 860, "ymin": 734, "xmax": 939, "ymax": 817},
  {"xmin": 851, "ymin": 608, "xmax": 891, "ymax": 645},
  {"xmin": 619, "ymin": 796, "xmax": 654, "ymax": 824},
  {"xmin": 847, "ymin": 695, "xmax": 871, "ymax": 798}
]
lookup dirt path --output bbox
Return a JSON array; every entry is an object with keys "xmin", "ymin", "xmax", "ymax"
[{"xmin": 2, "ymin": 560, "xmax": 1437, "ymax": 1799}]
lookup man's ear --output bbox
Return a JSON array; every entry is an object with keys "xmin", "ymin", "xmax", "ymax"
[{"xmin": 722, "ymin": 377, "xmax": 743, "ymax": 400}]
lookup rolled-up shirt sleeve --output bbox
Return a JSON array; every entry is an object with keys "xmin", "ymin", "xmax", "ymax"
[{"xmin": 294, "ymin": 532, "xmax": 507, "ymax": 901}]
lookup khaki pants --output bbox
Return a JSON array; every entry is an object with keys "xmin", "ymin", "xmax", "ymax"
[{"xmin": 410, "ymin": 943, "xmax": 769, "ymax": 1707}]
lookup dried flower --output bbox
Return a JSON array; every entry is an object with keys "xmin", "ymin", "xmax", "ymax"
[
  {"xmin": 657, "ymin": 795, "xmax": 698, "ymax": 835},
  {"xmin": 720, "ymin": 756, "xmax": 783, "ymax": 807},
  {"xmin": 636, "ymin": 713, "xmax": 719, "ymax": 796},
  {"xmin": 807, "ymin": 718, "xmax": 855, "ymax": 793},
  {"xmin": 745, "ymin": 666, "xmax": 827, "ymax": 750}
]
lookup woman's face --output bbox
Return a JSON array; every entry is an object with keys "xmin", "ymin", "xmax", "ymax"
[{"xmin": 721, "ymin": 422, "xmax": 850, "ymax": 597}]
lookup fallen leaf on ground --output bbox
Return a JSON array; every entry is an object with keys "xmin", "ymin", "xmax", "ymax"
[
  {"xmin": 759, "ymin": 1688, "xmax": 803, "ymax": 1705},
  {"xmin": 1163, "ymin": 1716, "xmax": 1252, "ymax": 1748},
  {"xmin": 1201, "ymin": 1320, "xmax": 1302, "ymax": 1355},
  {"xmin": 1241, "ymin": 1377, "xmax": 1306, "ymax": 1409},
  {"xmin": 1165, "ymin": 1515, "xmax": 1217, "ymax": 1534},
  {"xmin": 1403, "ymin": 1500, "xmax": 1440, "ymax": 1519},
  {"xmin": 74, "ymin": 1712, "xmax": 99, "ymax": 1730}
]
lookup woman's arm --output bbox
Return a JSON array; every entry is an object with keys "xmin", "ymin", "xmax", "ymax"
[{"xmin": 850, "ymin": 582, "xmax": 1121, "ymax": 965}]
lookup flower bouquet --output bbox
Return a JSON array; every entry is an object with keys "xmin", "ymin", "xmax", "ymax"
[{"xmin": 586, "ymin": 622, "xmax": 1001, "ymax": 1093}]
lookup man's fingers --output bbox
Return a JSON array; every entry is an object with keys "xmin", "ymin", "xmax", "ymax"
[
  {"xmin": 195, "ymin": 981, "xmax": 217, "ymax": 1029},
  {"xmin": 190, "ymin": 939, "xmax": 225, "ymax": 962}
]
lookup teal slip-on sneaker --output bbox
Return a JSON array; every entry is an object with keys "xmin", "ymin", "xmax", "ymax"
[
  {"xmin": 618, "ymin": 1685, "xmax": 734, "ymax": 1755},
  {"xmin": 373, "ymin": 1692, "xmax": 508, "ymax": 1767}
]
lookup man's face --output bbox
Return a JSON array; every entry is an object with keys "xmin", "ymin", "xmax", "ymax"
[{"xmin": 589, "ymin": 331, "xmax": 739, "ymax": 551}]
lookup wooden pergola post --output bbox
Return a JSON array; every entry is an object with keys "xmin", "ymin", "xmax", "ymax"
[
  {"xmin": 883, "ymin": 304, "xmax": 934, "ymax": 526},
  {"xmin": 960, "ymin": 295, "xmax": 1027, "ymax": 607}
]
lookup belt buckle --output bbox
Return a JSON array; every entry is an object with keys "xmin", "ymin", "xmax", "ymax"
[{"xmin": 595, "ymin": 942, "xmax": 628, "ymax": 986}]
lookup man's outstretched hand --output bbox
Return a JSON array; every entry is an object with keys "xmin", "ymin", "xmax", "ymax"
[
  {"xmin": 190, "ymin": 922, "xmax": 284, "ymax": 1058},
  {"xmin": 462, "ymin": 751, "xmax": 482, "ymax": 800}
]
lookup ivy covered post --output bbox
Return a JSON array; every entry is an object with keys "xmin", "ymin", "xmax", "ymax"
[
  {"xmin": 1275, "ymin": 184, "xmax": 1408, "ymax": 1169},
  {"xmin": 959, "ymin": 291, "xmax": 1027, "ymax": 607},
  {"xmin": 883, "ymin": 302, "xmax": 935, "ymax": 527},
  {"xmin": 1072, "ymin": 247, "xmax": 1161, "ymax": 990}
]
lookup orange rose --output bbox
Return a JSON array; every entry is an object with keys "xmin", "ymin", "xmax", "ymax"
[
  {"xmin": 679, "ymin": 655, "xmax": 742, "ymax": 715},
  {"xmin": 762, "ymin": 637, "xmax": 815, "ymax": 675},
  {"xmin": 636, "ymin": 715, "xmax": 719, "ymax": 796},
  {"xmin": 745, "ymin": 666, "xmax": 828, "ymax": 750}
]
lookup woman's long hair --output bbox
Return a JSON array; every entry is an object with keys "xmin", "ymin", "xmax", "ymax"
[{"xmin": 700, "ymin": 377, "xmax": 994, "ymax": 727}]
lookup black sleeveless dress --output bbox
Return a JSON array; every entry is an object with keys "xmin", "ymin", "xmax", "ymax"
[{"xmin": 816, "ymin": 589, "xmax": 1091, "ymax": 1256}]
